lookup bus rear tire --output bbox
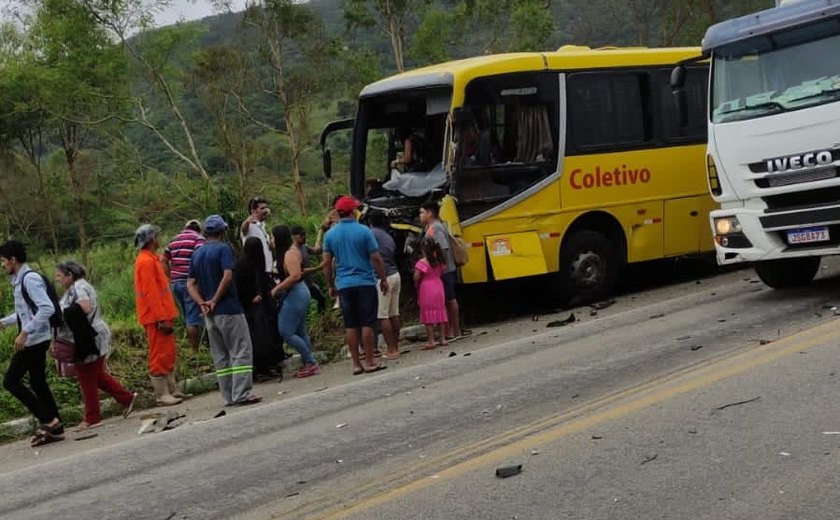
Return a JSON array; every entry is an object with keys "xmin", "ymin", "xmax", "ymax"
[
  {"xmin": 753, "ymin": 257, "xmax": 820, "ymax": 289},
  {"xmin": 558, "ymin": 230, "xmax": 619, "ymax": 306}
]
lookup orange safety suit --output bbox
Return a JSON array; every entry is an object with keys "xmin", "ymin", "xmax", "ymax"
[{"xmin": 135, "ymin": 249, "xmax": 179, "ymax": 376}]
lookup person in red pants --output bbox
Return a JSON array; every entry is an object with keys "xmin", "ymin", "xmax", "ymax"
[{"xmin": 55, "ymin": 261, "xmax": 137, "ymax": 431}]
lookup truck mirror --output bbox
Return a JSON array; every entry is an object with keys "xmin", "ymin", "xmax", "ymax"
[{"xmin": 323, "ymin": 148, "xmax": 332, "ymax": 179}]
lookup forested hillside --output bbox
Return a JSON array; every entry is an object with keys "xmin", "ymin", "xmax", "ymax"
[{"xmin": 1, "ymin": 0, "xmax": 772, "ymax": 256}]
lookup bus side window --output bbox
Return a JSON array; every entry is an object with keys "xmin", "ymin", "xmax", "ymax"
[
  {"xmin": 568, "ymin": 72, "xmax": 651, "ymax": 151},
  {"xmin": 659, "ymin": 67, "xmax": 708, "ymax": 144}
]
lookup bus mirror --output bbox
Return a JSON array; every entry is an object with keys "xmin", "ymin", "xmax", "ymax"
[
  {"xmin": 323, "ymin": 148, "xmax": 332, "ymax": 179},
  {"xmin": 670, "ymin": 65, "xmax": 686, "ymax": 91},
  {"xmin": 671, "ymin": 65, "xmax": 688, "ymax": 127}
]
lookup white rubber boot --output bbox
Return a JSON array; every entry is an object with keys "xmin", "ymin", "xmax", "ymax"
[
  {"xmin": 166, "ymin": 373, "xmax": 193, "ymax": 399},
  {"xmin": 150, "ymin": 376, "xmax": 182, "ymax": 406}
]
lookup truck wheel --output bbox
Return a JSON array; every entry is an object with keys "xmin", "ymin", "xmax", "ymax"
[
  {"xmin": 753, "ymin": 257, "xmax": 821, "ymax": 289},
  {"xmin": 558, "ymin": 230, "xmax": 619, "ymax": 305}
]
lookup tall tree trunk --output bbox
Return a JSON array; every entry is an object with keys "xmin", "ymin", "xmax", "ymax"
[
  {"xmin": 384, "ymin": 1, "xmax": 405, "ymax": 71},
  {"xmin": 20, "ymin": 131, "xmax": 59, "ymax": 253},
  {"xmin": 61, "ymin": 124, "xmax": 88, "ymax": 264},
  {"xmin": 284, "ymin": 107, "xmax": 307, "ymax": 216}
]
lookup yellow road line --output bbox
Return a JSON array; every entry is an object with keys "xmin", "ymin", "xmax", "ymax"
[{"xmin": 314, "ymin": 318, "xmax": 840, "ymax": 519}]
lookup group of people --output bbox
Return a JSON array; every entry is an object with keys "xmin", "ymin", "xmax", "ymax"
[{"xmin": 0, "ymin": 194, "xmax": 466, "ymax": 447}]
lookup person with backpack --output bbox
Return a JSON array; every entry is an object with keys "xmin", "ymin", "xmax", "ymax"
[{"xmin": 0, "ymin": 240, "xmax": 64, "ymax": 447}]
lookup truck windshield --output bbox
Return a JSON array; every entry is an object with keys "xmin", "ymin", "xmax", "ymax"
[{"xmin": 711, "ymin": 17, "xmax": 840, "ymax": 124}]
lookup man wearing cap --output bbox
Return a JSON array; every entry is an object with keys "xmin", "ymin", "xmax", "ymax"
[
  {"xmin": 162, "ymin": 220, "xmax": 205, "ymax": 350},
  {"xmin": 241, "ymin": 197, "xmax": 273, "ymax": 273},
  {"xmin": 134, "ymin": 224, "xmax": 183, "ymax": 407},
  {"xmin": 188, "ymin": 215, "xmax": 260, "ymax": 406},
  {"xmin": 323, "ymin": 197, "xmax": 390, "ymax": 375}
]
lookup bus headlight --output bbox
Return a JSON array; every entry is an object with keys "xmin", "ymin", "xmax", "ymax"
[{"xmin": 714, "ymin": 216, "xmax": 742, "ymax": 236}]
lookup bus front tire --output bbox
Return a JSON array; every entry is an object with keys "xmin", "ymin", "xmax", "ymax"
[
  {"xmin": 753, "ymin": 257, "xmax": 820, "ymax": 289},
  {"xmin": 558, "ymin": 230, "xmax": 619, "ymax": 306}
]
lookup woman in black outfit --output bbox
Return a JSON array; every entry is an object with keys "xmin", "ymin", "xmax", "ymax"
[{"xmin": 234, "ymin": 237, "xmax": 283, "ymax": 382}]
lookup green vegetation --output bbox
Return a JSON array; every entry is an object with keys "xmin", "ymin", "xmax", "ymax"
[{"xmin": 0, "ymin": 0, "xmax": 773, "ymax": 424}]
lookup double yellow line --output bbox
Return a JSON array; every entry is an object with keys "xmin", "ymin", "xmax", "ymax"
[{"xmin": 282, "ymin": 318, "xmax": 840, "ymax": 520}]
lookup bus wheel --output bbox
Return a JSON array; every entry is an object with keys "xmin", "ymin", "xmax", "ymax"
[
  {"xmin": 559, "ymin": 230, "xmax": 619, "ymax": 305},
  {"xmin": 753, "ymin": 257, "xmax": 821, "ymax": 289}
]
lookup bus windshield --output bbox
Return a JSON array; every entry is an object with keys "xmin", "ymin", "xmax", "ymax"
[
  {"xmin": 711, "ymin": 17, "xmax": 840, "ymax": 124},
  {"xmin": 352, "ymin": 87, "xmax": 452, "ymax": 200}
]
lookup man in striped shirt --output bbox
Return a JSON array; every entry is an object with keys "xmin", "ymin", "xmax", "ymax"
[{"xmin": 163, "ymin": 220, "xmax": 205, "ymax": 350}]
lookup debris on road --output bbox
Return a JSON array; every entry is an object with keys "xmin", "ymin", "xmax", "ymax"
[
  {"xmin": 449, "ymin": 352, "xmax": 457, "ymax": 357},
  {"xmin": 75, "ymin": 433, "xmax": 98, "ymax": 441},
  {"xmin": 495, "ymin": 464, "xmax": 523, "ymax": 478},
  {"xmin": 715, "ymin": 396, "xmax": 761, "ymax": 411},
  {"xmin": 717, "ymin": 319, "xmax": 727, "ymax": 323},
  {"xmin": 138, "ymin": 411, "xmax": 186, "ymax": 435},
  {"xmin": 463, "ymin": 352, "xmax": 472, "ymax": 357},
  {"xmin": 640, "ymin": 454, "xmax": 658, "ymax": 465},
  {"xmin": 822, "ymin": 432, "xmax": 840, "ymax": 435},
  {"xmin": 779, "ymin": 452, "xmax": 791, "ymax": 457},
  {"xmin": 213, "ymin": 410, "xmax": 226, "ymax": 419},
  {"xmin": 759, "ymin": 339, "xmax": 772, "ymax": 345},
  {"xmin": 688, "ymin": 428, "xmax": 698, "ymax": 434},
  {"xmin": 336, "ymin": 423, "xmax": 348, "ymax": 429},
  {"xmin": 547, "ymin": 313, "xmax": 576, "ymax": 328},
  {"xmin": 690, "ymin": 345, "xmax": 704, "ymax": 351},
  {"xmin": 285, "ymin": 492, "xmax": 300, "ymax": 498},
  {"xmin": 590, "ymin": 310, "xmax": 598, "ymax": 317},
  {"xmin": 278, "ymin": 390, "xmax": 287, "ymax": 395},
  {"xmin": 591, "ymin": 435, "xmax": 604, "ymax": 440},
  {"xmin": 530, "ymin": 449, "xmax": 539, "ymax": 456},
  {"xmin": 590, "ymin": 299, "xmax": 616, "ymax": 311},
  {"xmin": 676, "ymin": 335, "xmax": 691, "ymax": 341},
  {"xmin": 649, "ymin": 314, "xmax": 665, "ymax": 319}
]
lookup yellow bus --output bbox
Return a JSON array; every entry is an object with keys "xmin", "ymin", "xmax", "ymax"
[{"xmin": 321, "ymin": 46, "xmax": 714, "ymax": 302}]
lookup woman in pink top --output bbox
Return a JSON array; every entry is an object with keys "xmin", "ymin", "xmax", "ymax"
[{"xmin": 414, "ymin": 238, "xmax": 448, "ymax": 350}]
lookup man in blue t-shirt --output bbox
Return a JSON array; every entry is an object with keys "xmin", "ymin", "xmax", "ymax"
[
  {"xmin": 323, "ymin": 196, "xmax": 389, "ymax": 375},
  {"xmin": 188, "ymin": 215, "xmax": 260, "ymax": 406}
]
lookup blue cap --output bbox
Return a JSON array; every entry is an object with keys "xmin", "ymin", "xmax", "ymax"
[{"xmin": 204, "ymin": 215, "xmax": 228, "ymax": 234}]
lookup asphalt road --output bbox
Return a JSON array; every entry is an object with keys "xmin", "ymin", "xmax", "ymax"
[{"xmin": 3, "ymin": 261, "xmax": 840, "ymax": 520}]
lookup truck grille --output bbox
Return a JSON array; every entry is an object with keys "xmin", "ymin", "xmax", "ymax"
[
  {"xmin": 762, "ymin": 186, "xmax": 840, "ymax": 211},
  {"xmin": 754, "ymin": 165, "xmax": 839, "ymax": 188}
]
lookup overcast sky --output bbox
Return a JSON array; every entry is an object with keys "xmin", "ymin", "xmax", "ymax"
[{"xmin": 153, "ymin": 0, "xmax": 247, "ymax": 26}]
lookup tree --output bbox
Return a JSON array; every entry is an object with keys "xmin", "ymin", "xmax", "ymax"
[
  {"xmin": 7, "ymin": 0, "xmax": 128, "ymax": 261},
  {"xmin": 343, "ymin": 0, "xmax": 430, "ymax": 72},
  {"xmin": 242, "ymin": 0, "xmax": 336, "ymax": 215},
  {"xmin": 79, "ymin": 0, "xmax": 213, "ymax": 185},
  {"xmin": 190, "ymin": 45, "xmax": 258, "ymax": 206}
]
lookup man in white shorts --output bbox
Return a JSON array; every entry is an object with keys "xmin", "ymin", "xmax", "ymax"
[{"xmin": 369, "ymin": 212, "xmax": 401, "ymax": 359}]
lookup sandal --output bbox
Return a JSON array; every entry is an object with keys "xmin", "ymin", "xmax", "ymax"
[
  {"xmin": 382, "ymin": 352, "xmax": 400, "ymax": 360},
  {"xmin": 74, "ymin": 421, "xmax": 102, "ymax": 432},
  {"xmin": 123, "ymin": 392, "xmax": 138, "ymax": 419},
  {"xmin": 353, "ymin": 366, "xmax": 365, "ymax": 376},
  {"xmin": 295, "ymin": 365, "xmax": 320, "ymax": 378},
  {"xmin": 420, "ymin": 343, "xmax": 437, "ymax": 350},
  {"xmin": 363, "ymin": 364, "xmax": 387, "ymax": 374},
  {"xmin": 31, "ymin": 423, "xmax": 64, "ymax": 447}
]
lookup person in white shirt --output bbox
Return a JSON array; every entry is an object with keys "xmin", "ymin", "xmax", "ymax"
[{"xmin": 241, "ymin": 197, "xmax": 274, "ymax": 274}]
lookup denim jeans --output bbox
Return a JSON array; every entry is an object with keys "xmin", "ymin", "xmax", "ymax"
[{"xmin": 277, "ymin": 283, "xmax": 316, "ymax": 365}]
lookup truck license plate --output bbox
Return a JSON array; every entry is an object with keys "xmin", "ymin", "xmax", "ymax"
[{"xmin": 787, "ymin": 226, "xmax": 830, "ymax": 245}]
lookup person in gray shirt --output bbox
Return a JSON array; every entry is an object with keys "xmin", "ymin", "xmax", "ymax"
[
  {"xmin": 419, "ymin": 201, "xmax": 462, "ymax": 339},
  {"xmin": 369, "ymin": 212, "xmax": 402, "ymax": 359}
]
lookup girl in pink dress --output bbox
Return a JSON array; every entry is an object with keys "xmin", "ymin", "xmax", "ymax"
[{"xmin": 414, "ymin": 238, "xmax": 449, "ymax": 350}]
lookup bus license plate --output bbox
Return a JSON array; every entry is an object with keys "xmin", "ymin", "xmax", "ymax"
[{"xmin": 787, "ymin": 226, "xmax": 830, "ymax": 245}]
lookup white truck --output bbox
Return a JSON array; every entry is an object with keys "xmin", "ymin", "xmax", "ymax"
[{"xmin": 675, "ymin": 0, "xmax": 840, "ymax": 287}]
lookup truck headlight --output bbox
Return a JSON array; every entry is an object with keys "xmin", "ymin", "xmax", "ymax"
[{"xmin": 714, "ymin": 216, "xmax": 742, "ymax": 236}]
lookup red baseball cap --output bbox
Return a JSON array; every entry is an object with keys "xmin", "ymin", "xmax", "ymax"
[{"xmin": 334, "ymin": 196, "xmax": 361, "ymax": 213}]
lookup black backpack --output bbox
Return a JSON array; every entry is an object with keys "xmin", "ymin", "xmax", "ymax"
[{"xmin": 20, "ymin": 270, "xmax": 64, "ymax": 330}]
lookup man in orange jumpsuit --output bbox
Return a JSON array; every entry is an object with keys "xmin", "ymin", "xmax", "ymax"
[{"xmin": 134, "ymin": 224, "xmax": 187, "ymax": 406}]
